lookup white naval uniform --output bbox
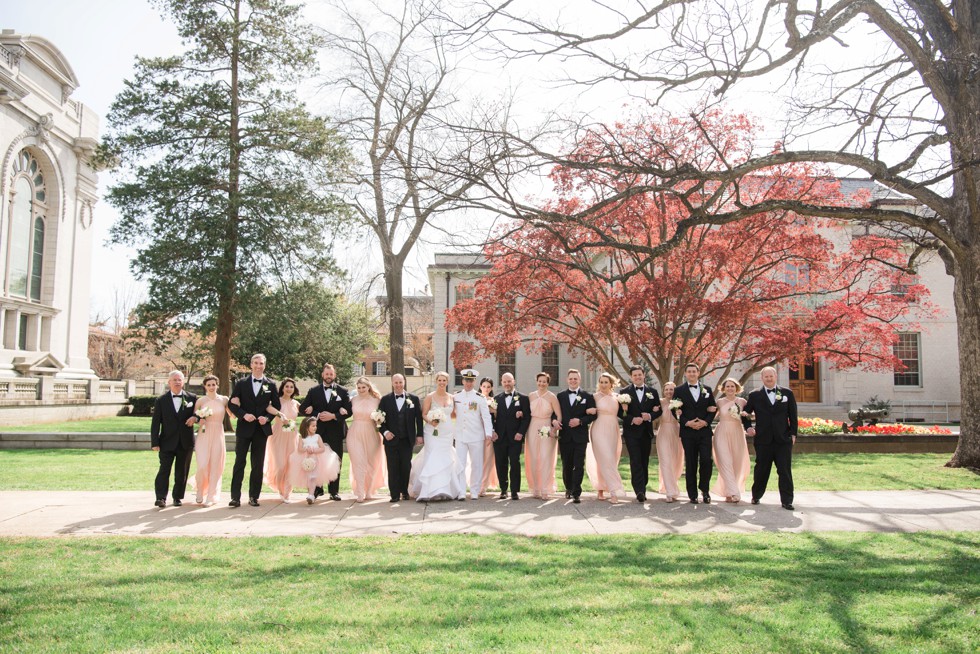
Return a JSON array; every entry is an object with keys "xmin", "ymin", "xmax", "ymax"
[{"xmin": 453, "ymin": 389, "xmax": 493, "ymax": 497}]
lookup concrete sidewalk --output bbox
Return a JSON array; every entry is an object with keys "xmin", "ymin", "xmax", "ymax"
[{"xmin": 1, "ymin": 489, "xmax": 978, "ymax": 537}]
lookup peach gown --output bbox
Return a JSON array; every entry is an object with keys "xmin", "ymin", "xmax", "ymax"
[
  {"xmin": 193, "ymin": 395, "xmax": 227, "ymax": 504},
  {"xmin": 656, "ymin": 399, "xmax": 684, "ymax": 500},
  {"xmin": 264, "ymin": 398, "xmax": 300, "ymax": 499},
  {"xmin": 711, "ymin": 397, "xmax": 751, "ymax": 501},
  {"xmin": 347, "ymin": 395, "xmax": 387, "ymax": 501},
  {"xmin": 288, "ymin": 435, "xmax": 341, "ymax": 490},
  {"xmin": 480, "ymin": 400, "xmax": 499, "ymax": 495},
  {"xmin": 524, "ymin": 393, "xmax": 558, "ymax": 499},
  {"xmin": 585, "ymin": 392, "xmax": 625, "ymax": 498}
]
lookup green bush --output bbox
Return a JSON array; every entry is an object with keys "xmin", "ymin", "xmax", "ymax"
[{"xmin": 128, "ymin": 395, "xmax": 157, "ymax": 416}]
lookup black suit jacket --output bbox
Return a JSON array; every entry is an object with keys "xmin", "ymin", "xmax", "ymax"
[
  {"xmin": 555, "ymin": 389, "xmax": 596, "ymax": 444},
  {"xmin": 228, "ymin": 376, "xmax": 280, "ymax": 437},
  {"xmin": 675, "ymin": 382, "xmax": 717, "ymax": 438},
  {"xmin": 619, "ymin": 384, "xmax": 662, "ymax": 438},
  {"xmin": 151, "ymin": 391, "xmax": 198, "ymax": 452},
  {"xmin": 378, "ymin": 392, "xmax": 424, "ymax": 441},
  {"xmin": 299, "ymin": 383, "xmax": 352, "ymax": 442},
  {"xmin": 743, "ymin": 386, "xmax": 798, "ymax": 445},
  {"xmin": 493, "ymin": 392, "xmax": 531, "ymax": 441}
]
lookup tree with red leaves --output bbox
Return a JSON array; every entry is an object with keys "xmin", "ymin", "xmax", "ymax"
[{"xmin": 447, "ymin": 111, "xmax": 935, "ymax": 388}]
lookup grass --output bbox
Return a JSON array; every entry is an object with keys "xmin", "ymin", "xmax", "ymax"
[
  {"xmin": 0, "ymin": 416, "xmax": 153, "ymax": 432},
  {"xmin": 0, "ymin": 449, "xmax": 975, "ymax": 493},
  {"xmin": 0, "ymin": 532, "xmax": 977, "ymax": 653}
]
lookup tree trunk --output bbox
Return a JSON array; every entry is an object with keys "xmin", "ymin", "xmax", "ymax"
[
  {"xmin": 947, "ymin": 246, "xmax": 980, "ymax": 468},
  {"xmin": 385, "ymin": 256, "xmax": 405, "ymax": 377}
]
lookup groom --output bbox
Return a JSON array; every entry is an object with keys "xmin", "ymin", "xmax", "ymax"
[
  {"xmin": 228, "ymin": 353, "xmax": 280, "ymax": 507},
  {"xmin": 743, "ymin": 366, "xmax": 798, "ymax": 510},
  {"xmin": 492, "ymin": 372, "xmax": 531, "ymax": 500},
  {"xmin": 379, "ymin": 373, "xmax": 423, "ymax": 503},
  {"xmin": 675, "ymin": 363, "xmax": 717, "ymax": 504},
  {"xmin": 619, "ymin": 365, "xmax": 662, "ymax": 502},
  {"xmin": 554, "ymin": 369, "xmax": 596, "ymax": 503},
  {"xmin": 150, "ymin": 370, "xmax": 199, "ymax": 507},
  {"xmin": 299, "ymin": 363, "xmax": 351, "ymax": 501}
]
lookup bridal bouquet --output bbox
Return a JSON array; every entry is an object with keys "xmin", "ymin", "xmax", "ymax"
[
  {"xmin": 728, "ymin": 404, "xmax": 742, "ymax": 418},
  {"xmin": 195, "ymin": 406, "xmax": 213, "ymax": 432},
  {"xmin": 371, "ymin": 409, "xmax": 386, "ymax": 431},
  {"xmin": 668, "ymin": 399, "xmax": 683, "ymax": 411},
  {"xmin": 616, "ymin": 393, "xmax": 631, "ymax": 405},
  {"xmin": 427, "ymin": 408, "xmax": 446, "ymax": 436},
  {"xmin": 487, "ymin": 397, "xmax": 498, "ymax": 411},
  {"xmin": 301, "ymin": 456, "xmax": 317, "ymax": 472}
]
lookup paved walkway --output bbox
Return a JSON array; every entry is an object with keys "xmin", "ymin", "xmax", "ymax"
[{"xmin": 1, "ymin": 489, "xmax": 978, "ymax": 537}]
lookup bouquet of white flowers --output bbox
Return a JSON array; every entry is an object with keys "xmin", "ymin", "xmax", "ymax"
[
  {"xmin": 195, "ymin": 406, "xmax": 213, "ymax": 432},
  {"xmin": 668, "ymin": 399, "xmax": 683, "ymax": 411},
  {"xmin": 728, "ymin": 403, "xmax": 742, "ymax": 418},
  {"xmin": 487, "ymin": 397, "xmax": 498, "ymax": 411},
  {"xmin": 538, "ymin": 426, "xmax": 551, "ymax": 439},
  {"xmin": 427, "ymin": 408, "xmax": 446, "ymax": 436},
  {"xmin": 281, "ymin": 417, "xmax": 297, "ymax": 432},
  {"xmin": 370, "ymin": 409, "xmax": 386, "ymax": 431},
  {"xmin": 301, "ymin": 456, "xmax": 317, "ymax": 472},
  {"xmin": 616, "ymin": 393, "xmax": 631, "ymax": 405}
]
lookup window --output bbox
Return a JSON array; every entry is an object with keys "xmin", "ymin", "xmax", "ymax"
[
  {"xmin": 8, "ymin": 150, "xmax": 46, "ymax": 302},
  {"xmin": 455, "ymin": 283, "xmax": 474, "ymax": 304},
  {"xmin": 351, "ymin": 363, "xmax": 363, "ymax": 377},
  {"xmin": 541, "ymin": 344, "xmax": 559, "ymax": 386},
  {"xmin": 497, "ymin": 350, "xmax": 516, "ymax": 380},
  {"xmin": 893, "ymin": 333, "xmax": 921, "ymax": 387},
  {"xmin": 454, "ymin": 364, "xmax": 472, "ymax": 387},
  {"xmin": 784, "ymin": 262, "xmax": 810, "ymax": 288},
  {"xmin": 372, "ymin": 361, "xmax": 387, "ymax": 376}
]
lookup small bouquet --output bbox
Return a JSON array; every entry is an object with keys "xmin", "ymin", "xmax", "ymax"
[
  {"xmin": 301, "ymin": 456, "xmax": 317, "ymax": 472},
  {"xmin": 668, "ymin": 399, "xmax": 683, "ymax": 411},
  {"xmin": 281, "ymin": 417, "xmax": 297, "ymax": 432},
  {"xmin": 195, "ymin": 406, "xmax": 213, "ymax": 432},
  {"xmin": 427, "ymin": 408, "xmax": 446, "ymax": 436},
  {"xmin": 538, "ymin": 426, "xmax": 551, "ymax": 439},
  {"xmin": 370, "ymin": 409, "xmax": 386, "ymax": 431},
  {"xmin": 487, "ymin": 397, "xmax": 498, "ymax": 411},
  {"xmin": 616, "ymin": 393, "xmax": 631, "ymax": 405},
  {"xmin": 728, "ymin": 403, "xmax": 742, "ymax": 418}
]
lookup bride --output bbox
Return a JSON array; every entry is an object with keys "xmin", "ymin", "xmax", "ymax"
[{"xmin": 409, "ymin": 371, "xmax": 465, "ymax": 501}]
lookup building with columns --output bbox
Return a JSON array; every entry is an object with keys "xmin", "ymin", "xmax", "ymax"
[{"xmin": 0, "ymin": 30, "xmax": 99, "ymax": 383}]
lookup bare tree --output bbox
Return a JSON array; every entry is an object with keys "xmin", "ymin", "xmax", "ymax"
[
  {"xmin": 319, "ymin": 0, "xmax": 510, "ymax": 377},
  {"xmin": 462, "ymin": 0, "xmax": 980, "ymax": 468}
]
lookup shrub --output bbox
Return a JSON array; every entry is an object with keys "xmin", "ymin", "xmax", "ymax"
[{"xmin": 128, "ymin": 395, "xmax": 157, "ymax": 416}]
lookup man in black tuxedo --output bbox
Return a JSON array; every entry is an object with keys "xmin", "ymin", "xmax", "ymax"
[
  {"xmin": 299, "ymin": 363, "xmax": 351, "ymax": 501},
  {"xmin": 619, "ymin": 365, "xmax": 662, "ymax": 502},
  {"xmin": 227, "ymin": 353, "xmax": 280, "ymax": 507},
  {"xmin": 492, "ymin": 372, "xmax": 531, "ymax": 500},
  {"xmin": 553, "ymin": 369, "xmax": 596, "ymax": 504},
  {"xmin": 379, "ymin": 373, "xmax": 423, "ymax": 503},
  {"xmin": 675, "ymin": 363, "xmax": 717, "ymax": 504},
  {"xmin": 743, "ymin": 366, "xmax": 799, "ymax": 510},
  {"xmin": 150, "ymin": 370, "xmax": 199, "ymax": 507}
]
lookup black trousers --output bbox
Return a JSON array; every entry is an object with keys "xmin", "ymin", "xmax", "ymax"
[
  {"xmin": 558, "ymin": 438, "xmax": 588, "ymax": 497},
  {"xmin": 316, "ymin": 434, "xmax": 345, "ymax": 496},
  {"xmin": 383, "ymin": 437, "xmax": 414, "ymax": 498},
  {"xmin": 681, "ymin": 430, "xmax": 713, "ymax": 500},
  {"xmin": 623, "ymin": 431, "xmax": 652, "ymax": 497},
  {"xmin": 493, "ymin": 437, "xmax": 524, "ymax": 493},
  {"xmin": 230, "ymin": 432, "xmax": 268, "ymax": 501},
  {"xmin": 752, "ymin": 440, "xmax": 794, "ymax": 504},
  {"xmin": 155, "ymin": 447, "xmax": 192, "ymax": 501}
]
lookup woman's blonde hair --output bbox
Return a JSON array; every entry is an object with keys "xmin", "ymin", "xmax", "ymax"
[
  {"xmin": 595, "ymin": 372, "xmax": 620, "ymax": 392},
  {"xmin": 354, "ymin": 375, "xmax": 381, "ymax": 399},
  {"xmin": 720, "ymin": 377, "xmax": 743, "ymax": 394}
]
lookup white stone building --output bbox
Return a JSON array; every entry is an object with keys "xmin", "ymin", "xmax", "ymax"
[{"xmin": 0, "ymin": 30, "xmax": 98, "ymax": 382}]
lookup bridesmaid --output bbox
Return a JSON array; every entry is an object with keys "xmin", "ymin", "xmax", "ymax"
[
  {"xmin": 192, "ymin": 375, "xmax": 229, "ymax": 506},
  {"xmin": 525, "ymin": 372, "xmax": 562, "ymax": 500},
  {"xmin": 711, "ymin": 378, "xmax": 751, "ymax": 503},
  {"xmin": 585, "ymin": 372, "xmax": 626, "ymax": 503},
  {"xmin": 478, "ymin": 377, "xmax": 500, "ymax": 497},
  {"xmin": 347, "ymin": 376, "xmax": 387, "ymax": 502},
  {"xmin": 264, "ymin": 377, "xmax": 301, "ymax": 502},
  {"xmin": 656, "ymin": 382, "xmax": 684, "ymax": 502}
]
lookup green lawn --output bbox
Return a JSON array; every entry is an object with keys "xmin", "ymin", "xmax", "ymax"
[
  {"xmin": 1, "ymin": 533, "xmax": 977, "ymax": 653},
  {"xmin": 1, "ymin": 416, "xmax": 153, "ymax": 432},
  {"xmin": 0, "ymin": 449, "xmax": 975, "ymax": 493}
]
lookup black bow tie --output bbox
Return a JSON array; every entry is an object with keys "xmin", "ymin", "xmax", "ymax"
[
  {"xmin": 766, "ymin": 388, "xmax": 777, "ymax": 394},
  {"xmin": 635, "ymin": 386, "xmax": 644, "ymax": 391},
  {"xmin": 172, "ymin": 394, "xmax": 182, "ymax": 399},
  {"xmin": 395, "ymin": 394, "xmax": 405, "ymax": 399}
]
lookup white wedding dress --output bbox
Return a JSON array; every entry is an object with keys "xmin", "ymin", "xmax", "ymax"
[{"xmin": 409, "ymin": 398, "xmax": 465, "ymax": 501}]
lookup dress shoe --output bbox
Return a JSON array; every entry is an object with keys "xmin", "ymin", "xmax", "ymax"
[
  {"xmin": 689, "ymin": 497, "xmax": 699, "ymax": 504},
  {"xmin": 228, "ymin": 499, "xmax": 241, "ymax": 508},
  {"xmin": 314, "ymin": 488, "xmax": 324, "ymax": 499},
  {"xmin": 499, "ymin": 492, "xmax": 508, "ymax": 500},
  {"xmin": 330, "ymin": 494, "xmax": 342, "ymax": 501},
  {"xmin": 637, "ymin": 494, "xmax": 646, "ymax": 503},
  {"xmin": 154, "ymin": 499, "xmax": 166, "ymax": 508},
  {"xmin": 565, "ymin": 491, "xmax": 572, "ymax": 499},
  {"xmin": 782, "ymin": 503, "xmax": 795, "ymax": 510},
  {"xmin": 306, "ymin": 495, "xmax": 314, "ymax": 505},
  {"xmin": 572, "ymin": 496, "xmax": 581, "ymax": 504},
  {"xmin": 702, "ymin": 494, "xmax": 711, "ymax": 504},
  {"xmin": 173, "ymin": 499, "xmax": 182, "ymax": 507},
  {"xmin": 401, "ymin": 493, "xmax": 410, "ymax": 501},
  {"xmin": 751, "ymin": 497, "xmax": 760, "ymax": 505},
  {"xmin": 389, "ymin": 497, "xmax": 400, "ymax": 503},
  {"xmin": 195, "ymin": 496, "xmax": 204, "ymax": 504},
  {"xmin": 511, "ymin": 492, "xmax": 519, "ymax": 500},
  {"xmin": 248, "ymin": 498, "xmax": 260, "ymax": 507}
]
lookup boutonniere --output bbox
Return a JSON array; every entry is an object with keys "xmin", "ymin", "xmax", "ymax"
[
  {"xmin": 260, "ymin": 383, "xmax": 269, "ymax": 394},
  {"xmin": 577, "ymin": 396, "xmax": 586, "ymax": 405},
  {"xmin": 406, "ymin": 398, "xmax": 414, "ymax": 409},
  {"xmin": 178, "ymin": 395, "xmax": 187, "ymax": 409},
  {"xmin": 775, "ymin": 389, "xmax": 784, "ymax": 402},
  {"xmin": 645, "ymin": 392, "xmax": 654, "ymax": 400},
  {"xmin": 703, "ymin": 387, "xmax": 711, "ymax": 397}
]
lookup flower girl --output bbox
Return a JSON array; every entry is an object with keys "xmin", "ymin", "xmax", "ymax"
[{"xmin": 289, "ymin": 417, "xmax": 341, "ymax": 504}]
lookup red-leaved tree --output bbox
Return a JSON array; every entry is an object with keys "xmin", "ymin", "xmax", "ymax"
[{"xmin": 447, "ymin": 111, "xmax": 936, "ymax": 387}]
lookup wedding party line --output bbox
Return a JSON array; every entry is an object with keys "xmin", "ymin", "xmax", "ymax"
[{"xmin": 151, "ymin": 354, "xmax": 799, "ymax": 511}]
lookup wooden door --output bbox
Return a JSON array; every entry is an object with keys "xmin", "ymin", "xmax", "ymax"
[{"xmin": 788, "ymin": 357, "xmax": 821, "ymax": 403}]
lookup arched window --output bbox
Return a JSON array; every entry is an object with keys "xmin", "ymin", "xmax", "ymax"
[{"xmin": 8, "ymin": 150, "xmax": 46, "ymax": 301}]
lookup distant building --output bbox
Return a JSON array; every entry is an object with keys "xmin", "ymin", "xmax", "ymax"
[
  {"xmin": 360, "ymin": 294, "xmax": 435, "ymax": 378},
  {"xmin": 0, "ymin": 30, "xmax": 99, "ymax": 381}
]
